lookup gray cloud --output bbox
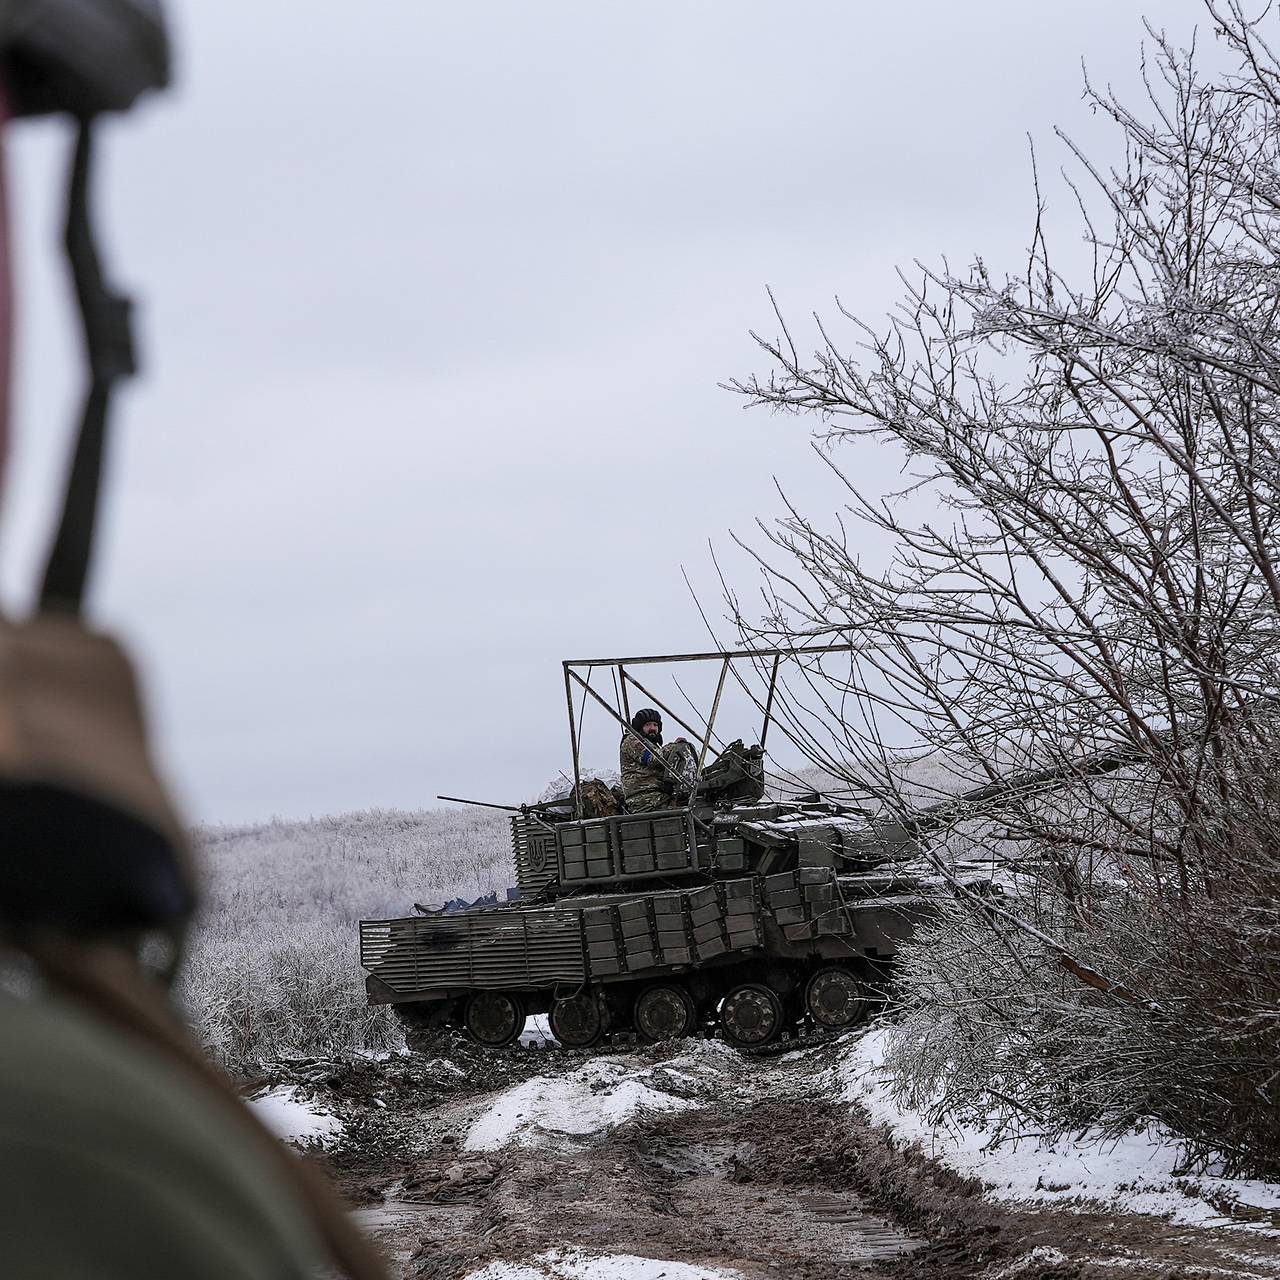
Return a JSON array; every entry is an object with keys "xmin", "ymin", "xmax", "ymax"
[{"xmin": 0, "ymin": 0, "xmax": 1221, "ymax": 820}]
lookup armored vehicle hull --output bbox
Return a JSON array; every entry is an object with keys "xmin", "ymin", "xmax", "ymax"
[
  {"xmin": 361, "ymin": 798, "xmax": 986, "ymax": 1049},
  {"xmin": 358, "ymin": 647, "xmax": 1014, "ymax": 1050},
  {"xmin": 357, "ymin": 644, "xmax": 1140, "ymax": 1050}
]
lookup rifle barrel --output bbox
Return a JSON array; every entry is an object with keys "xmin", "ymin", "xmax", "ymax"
[{"xmin": 436, "ymin": 794, "xmax": 522, "ymax": 813}]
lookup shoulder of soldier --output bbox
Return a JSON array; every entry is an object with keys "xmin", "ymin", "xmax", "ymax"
[
  {"xmin": 620, "ymin": 734, "xmax": 645, "ymax": 763},
  {"xmin": 0, "ymin": 987, "xmax": 329, "ymax": 1280}
]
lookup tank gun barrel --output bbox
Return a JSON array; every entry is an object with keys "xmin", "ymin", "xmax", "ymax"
[{"xmin": 904, "ymin": 743, "xmax": 1144, "ymax": 835}]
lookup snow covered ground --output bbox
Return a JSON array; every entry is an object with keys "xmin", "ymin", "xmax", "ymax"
[
  {"xmin": 464, "ymin": 1041, "xmax": 741, "ymax": 1151},
  {"xmin": 301, "ymin": 1023, "xmax": 1280, "ymax": 1280},
  {"xmin": 248, "ymin": 1085, "xmax": 344, "ymax": 1146},
  {"xmin": 837, "ymin": 1028, "xmax": 1280, "ymax": 1231},
  {"xmin": 464, "ymin": 1250, "xmax": 743, "ymax": 1280},
  {"xmin": 519, "ymin": 1014, "xmax": 555, "ymax": 1048},
  {"xmin": 460, "ymin": 1024, "xmax": 1280, "ymax": 1233}
]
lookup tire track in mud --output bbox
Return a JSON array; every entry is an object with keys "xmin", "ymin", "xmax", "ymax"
[
  {"xmin": 399, "ymin": 1101, "xmax": 923, "ymax": 1276},
  {"xmin": 313, "ymin": 1039, "xmax": 922, "ymax": 1278},
  {"xmin": 282, "ymin": 1037, "xmax": 1280, "ymax": 1280}
]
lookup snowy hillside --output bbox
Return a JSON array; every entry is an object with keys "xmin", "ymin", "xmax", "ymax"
[{"xmin": 181, "ymin": 806, "xmax": 513, "ymax": 1066}]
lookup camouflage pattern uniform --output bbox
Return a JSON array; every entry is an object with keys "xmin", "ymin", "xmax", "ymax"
[
  {"xmin": 620, "ymin": 733, "xmax": 676, "ymax": 812},
  {"xmin": 0, "ymin": 986, "xmax": 331, "ymax": 1280}
]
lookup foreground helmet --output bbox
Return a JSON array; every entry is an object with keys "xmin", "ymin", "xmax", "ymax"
[
  {"xmin": 631, "ymin": 708, "xmax": 662, "ymax": 733},
  {"xmin": 4, "ymin": 0, "xmax": 170, "ymax": 119},
  {"xmin": 0, "ymin": 1, "xmax": 186, "ymax": 943}
]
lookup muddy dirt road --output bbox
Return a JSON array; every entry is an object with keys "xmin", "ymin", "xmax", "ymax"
[{"xmin": 250, "ymin": 1033, "xmax": 1280, "ymax": 1280}]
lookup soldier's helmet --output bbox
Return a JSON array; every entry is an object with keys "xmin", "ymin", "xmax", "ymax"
[{"xmin": 631, "ymin": 707, "xmax": 662, "ymax": 734}]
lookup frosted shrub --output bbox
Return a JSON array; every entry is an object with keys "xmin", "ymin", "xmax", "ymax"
[
  {"xmin": 887, "ymin": 828, "xmax": 1280, "ymax": 1178},
  {"xmin": 179, "ymin": 806, "xmax": 512, "ymax": 1068},
  {"xmin": 728, "ymin": 5, "xmax": 1280, "ymax": 1177}
]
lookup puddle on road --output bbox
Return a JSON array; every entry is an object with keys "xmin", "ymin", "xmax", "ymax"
[
  {"xmin": 643, "ymin": 1135, "xmax": 922, "ymax": 1267},
  {"xmin": 797, "ymin": 1191, "xmax": 921, "ymax": 1262},
  {"xmin": 651, "ymin": 1139, "xmax": 755, "ymax": 1180},
  {"xmin": 353, "ymin": 1193, "xmax": 476, "ymax": 1271}
]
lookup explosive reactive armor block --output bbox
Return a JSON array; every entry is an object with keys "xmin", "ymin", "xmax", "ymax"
[
  {"xmin": 760, "ymin": 867, "xmax": 857, "ymax": 941},
  {"xmin": 576, "ymin": 878, "xmax": 762, "ymax": 979},
  {"xmin": 556, "ymin": 811, "xmax": 702, "ymax": 885}
]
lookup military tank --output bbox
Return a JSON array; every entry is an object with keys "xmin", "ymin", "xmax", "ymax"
[{"xmin": 358, "ymin": 645, "xmax": 1019, "ymax": 1051}]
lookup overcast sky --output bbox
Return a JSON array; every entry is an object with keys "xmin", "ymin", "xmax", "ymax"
[{"xmin": 0, "ymin": 1, "xmax": 1224, "ymax": 823}]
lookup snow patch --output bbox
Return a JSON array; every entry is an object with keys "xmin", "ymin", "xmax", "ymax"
[
  {"xmin": 465, "ymin": 1043, "xmax": 738, "ymax": 1152},
  {"xmin": 989, "ymin": 1247, "xmax": 1068, "ymax": 1277},
  {"xmin": 426, "ymin": 1056, "xmax": 467, "ymax": 1077},
  {"xmin": 465, "ymin": 1061, "xmax": 694, "ymax": 1151},
  {"xmin": 520, "ymin": 1013, "xmax": 555, "ymax": 1048},
  {"xmin": 248, "ymin": 1085, "xmax": 343, "ymax": 1146},
  {"xmin": 835, "ymin": 1029, "xmax": 1280, "ymax": 1231},
  {"xmin": 464, "ymin": 1249, "xmax": 744, "ymax": 1280}
]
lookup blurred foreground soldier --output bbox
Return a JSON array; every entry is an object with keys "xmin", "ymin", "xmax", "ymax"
[
  {"xmin": 620, "ymin": 708, "xmax": 689, "ymax": 812},
  {"xmin": 0, "ymin": 6, "xmax": 385, "ymax": 1278}
]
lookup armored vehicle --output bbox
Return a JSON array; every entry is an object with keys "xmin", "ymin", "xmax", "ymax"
[{"xmin": 359, "ymin": 646, "xmax": 994, "ymax": 1050}]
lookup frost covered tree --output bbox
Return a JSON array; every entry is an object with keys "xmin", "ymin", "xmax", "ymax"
[{"xmin": 727, "ymin": 2, "xmax": 1280, "ymax": 1175}]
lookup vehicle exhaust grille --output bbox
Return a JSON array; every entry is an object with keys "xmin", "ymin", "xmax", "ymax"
[{"xmin": 360, "ymin": 905, "xmax": 584, "ymax": 993}]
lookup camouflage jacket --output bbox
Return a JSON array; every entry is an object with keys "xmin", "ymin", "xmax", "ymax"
[
  {"xmin": 0, "ymin": 988, "xmax": 330, "ymax": 1280},
  {"xmin": 620, "ymin": 732, "xmax": 673, "ymax": 805}
]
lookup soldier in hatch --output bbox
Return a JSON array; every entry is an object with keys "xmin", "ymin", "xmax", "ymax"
[{"xmin": 620, "ymin": 708, "xmax": 691, "ymax": 812}]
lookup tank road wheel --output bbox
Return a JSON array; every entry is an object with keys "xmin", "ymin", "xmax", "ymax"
[
  {"xmin": 550, "ymin": 991, "xmax": 606, "ymax": 1048},
  {"xmin": 804, "ymin": 966, "xmax": 873, "ymax": 1031},
  {"xmin": 635, "ymin": 983, "xmax": 697, "ymax": 1042},
  {"xmin": 719, "ymin": 983, "xmax": 784, "ymax": 1050},
  {"xmin": 463, "ymin": 991, "xmax": 525, "ymax": 1048}
]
